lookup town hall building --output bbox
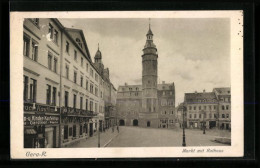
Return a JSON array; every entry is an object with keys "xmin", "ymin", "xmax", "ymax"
[{"xmin": 116, "ymin": 23, "xmax": 176, "ymax": 128}]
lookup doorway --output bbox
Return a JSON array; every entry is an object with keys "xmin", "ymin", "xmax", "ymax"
[
  {"xmin": 119, "ymin": 119, "xmax": 125, "ymax": 126},
  {"xmin": 147, "ymin": 121, "xmax": 150, "ymax": 127},
  {"xmin": 133, "ymin": 119, "xmax": 138, "ymax": 126}
]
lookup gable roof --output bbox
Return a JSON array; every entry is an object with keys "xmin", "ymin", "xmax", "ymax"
[
  {"xmin": 64, "ymin": 27, "xmax": 92, "ymax": 61},
  {"xmin": 184, "ymin": 92, "xmax": 217, "ymax": 104}
]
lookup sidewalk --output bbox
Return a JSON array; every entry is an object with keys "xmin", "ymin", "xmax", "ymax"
[{"xmin": 66, "ymin": 128, "xmax": 120, "ymax": 148}]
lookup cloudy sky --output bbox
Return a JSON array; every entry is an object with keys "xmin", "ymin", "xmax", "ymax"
[{"xmin": 59, "ymin": 18, "xmax": 230, "ymax": 105}]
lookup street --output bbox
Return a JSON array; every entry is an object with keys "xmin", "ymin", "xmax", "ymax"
[{"xmin": 66, "ymin": 126, "xmax": 230, "ymax": 148}]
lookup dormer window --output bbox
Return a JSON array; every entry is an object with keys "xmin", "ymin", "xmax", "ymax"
[{"xmin": 76, "ymin": 38, "xmax": 82, "ymax": 48}]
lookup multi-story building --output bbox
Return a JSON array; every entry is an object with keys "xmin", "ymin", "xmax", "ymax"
[
  {"xmin": 184, "ymin": 87, "xmax": 231, "ymax": 130},
  {"xmin": 213, "ymin": 87, "xmax": 231, "ymax": 130},
  {"xmin": 116, "ymin": 23, "xmax": 176, "ymax": 128},
  {"xmin": 23, "ymin": 18, "xmax": 115, "ymax": 148}
]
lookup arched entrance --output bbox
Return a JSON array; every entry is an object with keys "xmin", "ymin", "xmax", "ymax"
[
  {"xmin": 119, "ymin": 119, "xmax": 125, "ymax": 126},
  {"xmin": 147, "ymin": 121, "xmax": 150, "ymax": 127},
  {"xmin": 133, "ymin": 119, "xmax": 138, "ymax": 126}
]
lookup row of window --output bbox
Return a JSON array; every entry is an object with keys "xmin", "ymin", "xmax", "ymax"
[
  {"xmin": 161, "ymin": 111, "xmax": 174, "ymax": 115},
  {"xmin": 64, "ymin": 91, "xmax": 102, "ymax": 112},
  {"xmin": 188, "ymin": 105, "xmax": 218, "ymax": 111},
  {"xmin": 160, "ymin": 119, "xmax": 176, "ymax": 123},
  {"xmin": 160, "ymin": 99, "xmax": 174, "ymax": 106},
  {"xmin": 188, "ymin": 113, "xmax": 220, "ymax": 119}
]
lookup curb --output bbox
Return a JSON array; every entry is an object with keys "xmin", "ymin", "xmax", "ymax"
[{"xmin": 103, "ymin": 131, "xmax": 121, "ymax": 147}]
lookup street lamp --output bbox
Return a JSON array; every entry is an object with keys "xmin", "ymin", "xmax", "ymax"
[
  {"xmin": 182, "ymin": 105, "xmax": 186, "ymax": 147},
  {"xmin": 202, "ymin": 110, "xmax": 206, "ymax": 134}
]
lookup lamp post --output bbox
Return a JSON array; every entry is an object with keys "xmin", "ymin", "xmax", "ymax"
[
  {"xmin": 182, "ymin": 105, "xmax": 186, "ymax": 147},
  {"xmin": 98, "ymin": 119, "xmax": 100, "ymax": 147},
  {"xmin": 202, "ymin": 110, "xmax": 206, "ymax": 134}
]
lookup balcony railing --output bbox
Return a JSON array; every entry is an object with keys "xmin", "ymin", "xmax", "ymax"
[{"xmin": 61, "ymin": 107, "xmax": 98, "ymax": 117}]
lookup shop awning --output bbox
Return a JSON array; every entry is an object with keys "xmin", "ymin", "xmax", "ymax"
[{"xmin": 24, "ymin": 128, "xmax": 37, "ymax": 135}]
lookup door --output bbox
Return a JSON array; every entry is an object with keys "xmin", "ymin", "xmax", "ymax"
[
  {"xmin": 90, "ymin": 123, "xmax": 93, "ymax": 136},
  {"xmin": 119, "ymin": 119, "xmax": 125, "ymax": 126},
  {"xmin": 147, "ymin": 121, "xmax": 150, "ymax": 127},
  {"xmin": 133, "ymin": 119, "xmax": 138, "ymax": 126}
]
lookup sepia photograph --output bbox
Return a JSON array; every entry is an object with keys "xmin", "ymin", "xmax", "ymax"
[{"xmin": 10, "ymin": 11, "xmax": 243, "ymax": 158}]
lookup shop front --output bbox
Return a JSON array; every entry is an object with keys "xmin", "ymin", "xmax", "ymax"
[{"xmin": 24, "ymin": 103, "xmax": 60, "ymax": 148}]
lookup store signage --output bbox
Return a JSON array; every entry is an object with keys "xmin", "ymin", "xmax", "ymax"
[
  {"xmin": 24, "ymin": 114, "xmax": 60, "ymax": 126},
  {"xmin": 24, "ymin": 103, "xmax": 59, "ymax": 113}
]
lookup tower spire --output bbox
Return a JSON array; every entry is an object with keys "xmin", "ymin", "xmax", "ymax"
[
  {"xmin": 98, "ymin": 43, "xmax": 99, "ymax": 50},
  {"xmin": 149, "ymin": 18, "xmax": 151, "ymax": 30}
]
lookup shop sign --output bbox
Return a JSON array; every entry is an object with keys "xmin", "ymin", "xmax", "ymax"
[
  {"xmin": 24, "ymin": 103, "xmax": 59, "ymax": 113},
  {"xmin": 24, "ymin": 114, "xmax": 60, "ymax": 126}
]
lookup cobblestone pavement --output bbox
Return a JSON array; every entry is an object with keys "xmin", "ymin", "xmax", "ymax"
[
  {"xmin": 66, "ymin": 126, "xmax": 230, "ymax": 148},
  {"xmin": 107, "ymin": 126, "xmax": 231, "ymax": 147}
]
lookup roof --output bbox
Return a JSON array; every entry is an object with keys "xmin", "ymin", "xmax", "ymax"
[
  {"xmin": 157, "ymin": 83, "xmax": 174, "ymax": 90},
  {"xmin": 147, "ymin": 28, "xmax": 153, "ymax": 35},
  {"xmin": 95, "ymin": 49, "xmax": 102, "ymax": 59},
  {"xmin": 213, "ymin": 87, "xmax": 231, "ymax": 95},
  {"xmin": 184, "ymin": 92, "xmax": 217, "ymax": 104}
]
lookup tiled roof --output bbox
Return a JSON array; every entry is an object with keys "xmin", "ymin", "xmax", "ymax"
[
  {"xmin": 185, "ymin": 92, "xmax": 217, "ymax": 104},
  {"xmin": 213, "ymin": 87, "xmax": 231, "ymax": 95}
]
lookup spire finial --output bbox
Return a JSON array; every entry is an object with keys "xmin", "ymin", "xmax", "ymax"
[
  {"xmin": 149, "ymin": 18, "xmax": 151, "ymax": 29},
  {"xmin": 98, "ymin": 43, "xmax": 99, "ymax": 50}
]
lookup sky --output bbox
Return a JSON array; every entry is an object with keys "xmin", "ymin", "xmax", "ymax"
[{"xmin": 59, "ymin": 18, "xmax": 230, "ymax": 105}]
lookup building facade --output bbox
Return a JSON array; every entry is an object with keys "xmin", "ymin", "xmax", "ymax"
[
  {"xmin": 116, "ymin": 24, "xmax": 176, "ymax": 128},
  {"xmin": 184, "ymin": 87, "xmax": 231, "ymax": 130},
  {"xmin": 23, "ymin": 18, "xmax": 115, "ymax": 148}
]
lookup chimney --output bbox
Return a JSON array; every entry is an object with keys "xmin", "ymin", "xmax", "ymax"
[
  {"xmin": 162, "ymin": 81, "xmax": 165, "ymax": 84},
  {"xmin": 203, "ymin": 89, "xmax": 205, "ymax": 93},
  {"xmin": 125, "ymin": 82, "xmax": 127, "ymax": 86}
]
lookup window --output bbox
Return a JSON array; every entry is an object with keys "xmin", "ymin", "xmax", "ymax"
[
  {"xmin": 189, "ymin": 114, "xmax": 192, "ymax": 118},
  {"xmin": 74, "ymin": 71, "xmax": 77, "ymax": 83},
  {"xmin": 214, "ymin": 105, "xmax": 217, "ymax": 110},
  {"xmin": 95, "ymin": 103, "xmax": 97, "ymax": 112},
  {"xmin": 80, "ymin": 76, "xmax": 83, "ymax": 87},
  {"xmin": 199, "ymin": 114, "xmax": 201, "ymax": 118},
  {"xmin": 226, "ymin": 114, "xmax": 229, "ymax": 118},
  {"xmin": 222, "ymin": 105, "xmax": 225, "ymax": 110},
  {"xmin": 222, "ymin": 114, "xmax": 225, "ymax": 118},
  {"xmin": 95, "ymin": 73, "xmax": 98, "ymax": 82},
  {"xmin": 31, "ymin": 41, "xmax": 38, "ymax": 61},
  {"xmin": 64, "ymin": 125, "xmax": 68, "ymax": 140},
  {"xmin": 90, "ymin": 101, "xmax": 93, "ymax": 111},
  {"xmin": 64, "ymin": 91, "xmax": 69, "ymax": 107},
  {"xmin": 74, "ymin": 50, "xmax": 77, "ymax": 61},
  {"xmin": 209, "ymin": 113, "xmax": 212, "ymax": 118},
  {"xmin": 95, "ymin": 87, "xmax": 98, "ymax": 96},
  {"xmin": 53, "ymin": 30, "xmax": 58, "ymax": 44},
  {"xmin": 86, "ymin": 99, "xmax": 88, "ymax": 110},
  {"xmin": 194, "ymin": 114, "xmax": 197, "ymax": 118},
  {"xmin": 209, "ymin": 105, "xmax": 212, "ymax": 110},
  {"xmin": 23, "ymin": 76, "xmax": 29, "ymax": 101},
  {"xmin": 65, "ymin": 65, "xmax": 69, "ymax": 79},
  {"xmin": 204, "ymin": 106, "xmax": 206, "ymax": 110},
  {"xmin": 81, "ymin": 57, "xmax": 83, "ymax": 67},
  {"xmin": 204, "ymin": 113, "xmax": 207, "ymax": 118},
  {"xmin": 199, "ymin": 106, "xmax": 201, "ymax": 110},
  {"xmin": 90, "ymin": 68, "xmax": 94, "ymax": 77},
  {"xmin": 53, "ymin": 58, "xmax": 57, "ymax": 73},
  {"xmin": 86, "ymin": 63, "xmax": 89, "ymax": 72},
  {"xmin": 214, "ymin": 114, "xmax": 217, "ymax": 119},
  {"xmin": 52, "ymin": 87, "xmax": 56, "ymax": 106},
  {"xmin": 48, "ymin": 53, "xmax": 52, "ymax": 70},
  {"xmin": 23, "ymin": 35, "xmax": 30, "ymax": 57},
  {"xmin": 66, "ymin": 41, "xmax": 70, "ymax": 53},
  {"xmin": 226, "ymin": 105, "xmax": 229, "ymax": 110},
  {"xmin": 86, "ymin": 80, "xmax": 88, "ymax": 90},
  {"xmin": 69, "ymin": 127, "xmax": 72, "ymax": 137},
  {"xmin": 100, "ymin": 91, "xmax": 103, "ymax": 98},
  {"xmin": 73, "ymin": 125, "xmax": 76, "ymax": 137},
  {"xmin": 189, "ymin": 106, "xmax": 192, "ymax": 110},
  {"xmin": 46, "ymin": 84, "xmax": 51, "ymax": 105},
  {"xmin": 49, "ymin": 24, "xmax": 54, "ymax": 39},
  {"xmin": 90, "ymin": 84, "xmax": 94, "ymax": 93},
  {"xmin": 76, "ymin": 38, "xmax": 82, "ymax": 48},
  {"xmin": 29, "ymin": 78, "xmax": 37, "ymax": 103},
  {"xmin": 73, "ymin": 94, "xmax": 77, "ymax": 108},
  {"xmin": 80, "ymin": 97, "xmax": 83, "ymax": 109},
  {"xmin": 31, "ymin": 18, "xmax": 39, "ymax": 26},
  {"xmin": 194, "ymin": 106, "xmax": 196, "ymax": 110}
]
